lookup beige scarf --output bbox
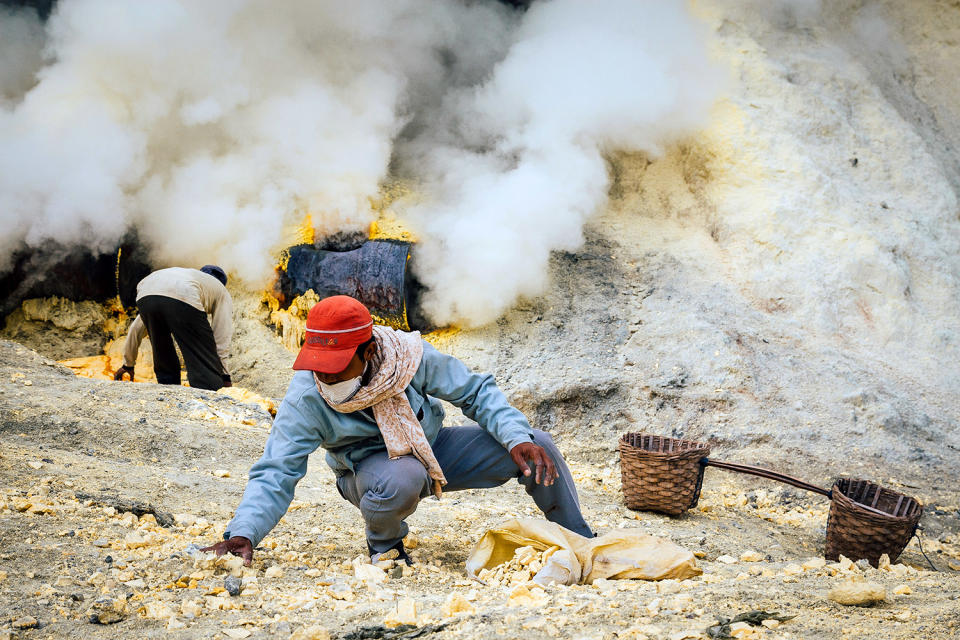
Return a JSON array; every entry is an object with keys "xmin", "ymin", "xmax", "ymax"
[{"xmin": 315, "ymin": 325, "xmax": 447, "ymax": 497}]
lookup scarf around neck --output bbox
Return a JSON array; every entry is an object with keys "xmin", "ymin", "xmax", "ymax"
[{"xmin": 314, "ymin": 325, "xmax": 447, "ymax": 497}]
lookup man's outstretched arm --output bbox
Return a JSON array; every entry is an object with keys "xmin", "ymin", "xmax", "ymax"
[{"xmin": 203, "ymin": 385, "xmax": 324, "ymax": 564}]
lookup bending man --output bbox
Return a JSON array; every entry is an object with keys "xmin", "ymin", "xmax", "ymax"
[
  {"xmin": 115, "ymin": 265, "xmax": 233, "ymax": 391},
  {"xmin": 204, "ymin": 295, "xmax": 591, "ymax": 565}
]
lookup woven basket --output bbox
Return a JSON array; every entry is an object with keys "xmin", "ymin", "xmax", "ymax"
[
  {"xmin": 618, "ymin": 433, "xmax": 710, "ymax": 515},
  {"xmin": 825, "ymin": 478, "xmax": 923, "ymax": 566}
]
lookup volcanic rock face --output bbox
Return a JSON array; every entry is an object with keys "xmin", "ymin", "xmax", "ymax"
[{"xmin": 3, "ymin": 1, "xmax": 960, "ymax": 638}]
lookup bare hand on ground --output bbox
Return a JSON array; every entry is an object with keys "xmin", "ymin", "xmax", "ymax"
[
  {"xmin": 113, "ymin": 365, "xmax": 134, "ymax": 381},
  {"xmin": 510, "ymin": 442, "xmax": 558, "ymax": 485},
  {"xmin": 201, "ymin": 536, "xmax": 253, "ymax": 566}
]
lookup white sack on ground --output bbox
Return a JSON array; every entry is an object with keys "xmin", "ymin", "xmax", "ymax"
[{"xmin": 465, "ymin": 518, "xmax": 701, "ymax": 585}]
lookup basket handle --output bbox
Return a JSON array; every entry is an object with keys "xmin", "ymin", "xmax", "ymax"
[{"xmin": 702, "ymin": 458, "xmax": 832, "ymax": 498}]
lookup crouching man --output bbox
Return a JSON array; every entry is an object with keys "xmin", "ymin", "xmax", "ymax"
[{"xmin": 203, "ymin": 295, "xmax": 592, "ymax": 565}]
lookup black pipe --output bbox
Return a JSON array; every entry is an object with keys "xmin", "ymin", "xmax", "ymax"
[
  {"xmin": 276, "ymin": 239, "xmax": 428, "ymax": 331},
  {"xmin": 0, "ymin": 239, "xmax": 151, "ymax": 316}
]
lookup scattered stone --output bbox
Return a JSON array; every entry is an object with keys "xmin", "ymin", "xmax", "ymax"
[
  {"xmin": 442, "ymin": 592, "xmax": 476, "ymax": 617},
  {"xmin": 327, "ymin": 582, "xmax": 355, "ymax": 601},
  {"xmin": 93, "ymin": 538, "xmax": 110, "ymax": 548},
  {"xmin": 384, "ymin": 597, "xmax": 418, "ymax": 627},
  {"xmin": 893, "ymin": 584, "xmax": 912, "ymax": 595},
  {"xmin": 87, "ymin": 597, "xmax": 129, "ymax": 624},
  {"xmin": 802, "ymin": 557, "xmax": 826, "ymax": 570},
  {"xmin": 174, "ymin": 513, "xmax": 198, "ymax": 527},
  {"xmin": 507, "ymin": 584, "xmax": 550, "ymax": 607},
  {"xmin": 264, "ymin": 566, "xmax": 283, "ymax": 579},
  {"xmin": 716, "ymin": 554, "xmax": 738, "ymax": 564},
  {"xmin": 828, "ymin": 579, "xmax": 886, "ymax": 606},
  {"xmin": 224, "ymin": 575, "xmax": 241, "ymax": 596},
  {"xmin": 213, "ymin": 469, "xmax": 231, "ymax": 478},
  {"xmin": 739, "ymin": 551, "xmax": 763, "ymax": 562},
  {"xmin": 290, "ymin": 625, "xmax": 331, "ymax": 640},
  {"xmin": 124, "ymin": 532, "xmax": 150, "ymax": 549},
  {"xmin": 27, "ymin": 460, "xmax": 43, "ymax": 470},
  {"xmin": 222, "ymin": 629, "xmax": 250, "ymax": 639},
  {"xmin": 354, "ymin": 559, "xmax": 387, "ymax": 584},
  {"xmin": 781, "ymin": 563, "xmax": 802, "ymax": 576},
  {"xmin": 13, "ymin": 616, "xmax": 39, "ymax": 629},
  {"xmin": 180, "ymin": 599, "xmax": 203, "ymax": 617}
]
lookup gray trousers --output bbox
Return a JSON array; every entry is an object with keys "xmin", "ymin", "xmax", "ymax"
[{"xmin": 335, "ymin": 427, "xmax": 593, "ymax": 553}]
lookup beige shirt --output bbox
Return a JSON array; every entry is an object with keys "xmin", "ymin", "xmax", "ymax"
[{"xmin": 122, "ymin": 267, "xmax": 233, "ymax": 373}]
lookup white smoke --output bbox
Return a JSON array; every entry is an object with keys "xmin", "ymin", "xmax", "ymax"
[
  {"xmin": 1, "ymin": 0, "xmax": 717, "ymax": 327},
  {"xmin": 0, "ymin": 5, "xmax": 45, "ymax": 103},
  {"xmin": 402, "ymin": 0, "xmax": 719, "ymax": 325},
  {"xmin": 0, "ymin": 0, "xmax": 511, "ymax": 280}
]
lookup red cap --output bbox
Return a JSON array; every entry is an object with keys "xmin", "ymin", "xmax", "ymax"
[{"xmin": 292, "ymin": 296, "xmax": 374, "ymax": 373}]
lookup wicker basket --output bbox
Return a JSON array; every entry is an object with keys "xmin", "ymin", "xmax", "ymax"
[
  {"xmin": 825, "ymin": 478, "xmax": 923, "ymax": 566},
  {"xmin": 618, "ymin": 433, "xmax": 710, "ymax": 515}
]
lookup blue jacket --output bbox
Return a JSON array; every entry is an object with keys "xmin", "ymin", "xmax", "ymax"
[{"xmin": 225, "ymin": 341, "xmax": 534, "ymax": 546}]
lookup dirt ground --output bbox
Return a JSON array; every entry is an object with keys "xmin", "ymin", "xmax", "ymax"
[{"xmin": 1, "ymin": 333, "xmax": 958, "ymax": 640}]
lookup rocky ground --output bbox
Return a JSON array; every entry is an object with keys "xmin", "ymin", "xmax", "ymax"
[
  {"xmin": 1, "ymin": 332, "xmax": 958, "ymax": 640},
  {"xmin": 3, "ymin": 1, "xmax": 960, "ymax": 638}
]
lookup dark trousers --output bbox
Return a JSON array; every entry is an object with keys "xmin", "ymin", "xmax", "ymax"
[
  {"xmin": 137, "ymin": 295, "xmax": 225, "ymax": 391},
  {"xmin": 336, "ymin": 427, "xmax": 594, "ymax": 553}
]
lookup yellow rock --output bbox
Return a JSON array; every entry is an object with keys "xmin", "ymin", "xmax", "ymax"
[
  {"xmin": 893, "ymin": 584, "xmax": 911, "ymax": 595},
  {"xmin": 223, "ymin": 629, "xmax": 251, "ymax": 639},
  {"xmin": 213, "ymin": 470, "xmax": 231, "ymax": 478},
  {"xmin": 441, "ymin": 593, "xmax": 476, "ymax": 617},
  {"xmin": 264, "ymin": 566, "xmax": 284, "ymax": 579},
  {"xmin": 180, "ymin": 599, "xmax": 203, "ymax": 617},
  {"xmin": 728, "ymin": 621, "xmax": 759, "ymax": 638},
  {"xmin": 716, "ymin": 554, "xmax": 738, "ymax": 564},
  {"xmin": 781, "ymin": 563, "xmax": 802, "ymax": 576},
  {"xmin": 385, "ymin": 597, "xmax": 418, "ymax": 627},
  {"xmin": 739, "ymin": 551, "xmax": 763, "ymax": 562},
  {"xmin": 124, "ymin": 532, "xmax": 149, "ymax": 549},
  {"xmin": 761, "ymin": 619, "xmax": 780, "ymax": 629},
  {"xmin": 802, "ymin": 557, "xmax": 826, "ymax": 570},
  {"xmin": 290, "ymin": 626, "xmax": 331, "ymax": 640},
  {"xmin": 507, "ymin": 584, "xmax": 549, "ymax": 608},
  {"xmin": 828, "ymin": 579, "xmax": 886, "ymax": 606},
  {"xmin": 139, "ymin": 600, "xmax": 175, "ymax": 620}
]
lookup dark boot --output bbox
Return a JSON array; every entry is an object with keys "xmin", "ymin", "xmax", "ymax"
[{"xmin": 368, "ymin": 540, "xmax": 413, "ymax": 566}]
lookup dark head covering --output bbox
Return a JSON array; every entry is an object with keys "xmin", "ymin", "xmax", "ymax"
[{"xmin": 200, "ymin": 265, "xmax": 227, "ymax": 286}]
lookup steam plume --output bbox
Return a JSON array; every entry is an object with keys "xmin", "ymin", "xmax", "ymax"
[{"xmin": 0, "ymin": 0, "xmax": 717, "ymax": 326}]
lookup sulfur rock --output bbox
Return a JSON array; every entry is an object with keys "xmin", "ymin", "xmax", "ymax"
[
  {"xmin": 290, "ymin": 625, "xmax": 331, "ymax": 640},
  {"xmin": 140, "ymin": 600, "xmax": 175, "ymax": 619},
  {"xmin": 442, "ymin": 592, "xmax": 476, "ymax": 617},
  {"xmin": 87, "ymin": 597, "xmax": 129, "ymax": 624},
  {"xmin": 739, "ymin": 551, "xmax": 764, "ymax": 562},
  {"xmin": 223, "ymin": 629, "xmax": 251, "ymax": 639},
  {"xmin": 180, "ymin": 599, "xmax": 203, "ymax": 617},
  {"xmin": 828, "ymin": 579, "xmax": 886, "ymax": 606},
  {"xmin": 12, "ymin": 616, "xmax": 39, "ymax": 629},
  {"xmin": 385, "ymin": 597, "xmax": 418, "ymax": 627},
  {"xmin": 508, "ymin": 584, "xmax": 549, "ymax": 608},
  {"xmin": 264, "ymin": 566, "xmax": 284, "ymax": 579}
]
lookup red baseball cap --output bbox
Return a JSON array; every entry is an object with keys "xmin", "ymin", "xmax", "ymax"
[{"xmin": 292, "ymin": 296, "xmax": 374, "ymax": 373}]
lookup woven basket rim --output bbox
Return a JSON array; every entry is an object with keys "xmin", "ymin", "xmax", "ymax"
[
  {"xmin": 619, "ymin": 432, "xmax": 710, "ymax": 451},
  {"xmin": 831, "ymin": 478, "xmax": 923, "ymax": 522}
]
